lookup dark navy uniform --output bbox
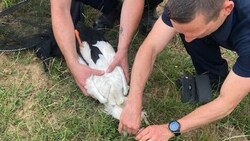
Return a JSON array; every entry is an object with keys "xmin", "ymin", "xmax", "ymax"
[
  {"xmin": 71, "ymin": 0, "xmax": 162, "ymax": 30},
  {"xmin": 162, "ymin": 0, "xmax": 250, "ymax": 78},
  {"xmin": 71, "ymin": 0, "xmax": 162, "ymax": 22},
  {"xmin": 70, "ymin": 0, "xmax": 119, "ymax": 25}
]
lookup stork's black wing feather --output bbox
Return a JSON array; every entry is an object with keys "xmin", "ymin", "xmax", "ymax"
[{"xmin": 76, "ymin": 22, "xmax": 107, "ymax": 64}]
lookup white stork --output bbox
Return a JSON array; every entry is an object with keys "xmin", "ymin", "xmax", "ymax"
[{"xmin": 74, "ymin": 23, "xmax": 129, "ymax": 120}]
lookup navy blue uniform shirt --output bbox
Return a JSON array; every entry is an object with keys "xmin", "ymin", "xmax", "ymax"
[{"xmin": 162, "ymin": 0, "xmax": 250, "ymax": 77}]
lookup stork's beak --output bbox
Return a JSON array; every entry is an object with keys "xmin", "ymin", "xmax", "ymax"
[{"xmin": 74, "ymin": 29, "xmax": 83, "ymax": 47}]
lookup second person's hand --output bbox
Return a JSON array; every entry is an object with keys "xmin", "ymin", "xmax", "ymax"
[
  {"xmin": 107, "ymin": 49, "xmax": 130, "ymax": 83},
  {"xmin": 68, "ymin": 61, "xmax": 105, "ymax": 96},
  {"xmin": 118, "ymin": 96, "xmax": 142, "ymax": 134}
]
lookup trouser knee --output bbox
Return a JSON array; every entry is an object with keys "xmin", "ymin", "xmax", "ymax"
[
  {"xmin": 145, "ymin": 0, "xmax": 162, "ymax": 10},
  {"xmin": 180, "ymin": 34, "xmax": 229, "ymax": 79},
  {"xmin": 81, "ymin": 0, "xmax": 119, "ymax": 14}
]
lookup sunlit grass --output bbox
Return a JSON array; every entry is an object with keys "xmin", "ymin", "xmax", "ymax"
[
  {"xmin": 2, "ymin": 0, "xmax": 18, "ymax": 8},
  {"xmin": 0, "ymin": 0, "xmax": 249, "ymax": 140}
]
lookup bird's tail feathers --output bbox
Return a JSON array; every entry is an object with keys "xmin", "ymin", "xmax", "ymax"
[
  {"xmin": 85, "ymin": 76, "xmax": 107, "ymax": 103},
  {"xmin": 116, "ymin": 66, "xmax": 129, "ymax": 95},
  {"xmin": 104, "ymin": 104, "xmax": 123, "ymax": 120}
]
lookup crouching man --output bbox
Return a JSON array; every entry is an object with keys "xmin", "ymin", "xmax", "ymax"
[{"xmin": 119, "ymin": 0, "xmax": 250, "ymax": 140}]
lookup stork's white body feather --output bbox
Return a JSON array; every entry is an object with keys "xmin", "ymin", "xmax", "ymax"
[{"xmin": 78, "ymin": 41, "xmax": 129, "ymax": 119}]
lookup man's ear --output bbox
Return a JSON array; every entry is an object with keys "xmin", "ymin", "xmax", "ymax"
[{"xmin": 223, "ymin": 0, "xmax": 234, "ymax": 16}]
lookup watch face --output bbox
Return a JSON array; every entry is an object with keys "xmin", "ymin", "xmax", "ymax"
[{"xmin": 169, "ymin": 121, "xmax": 180, "ymax": 132}]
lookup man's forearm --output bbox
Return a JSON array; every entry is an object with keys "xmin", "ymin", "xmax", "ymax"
[
  {"xmin": 117, "ymin": 0, "xmax": 144, "ymax": 52},
  {"xmin": 51, "ymin": 0, "xmax": 78, "ymax": 65},
  {"xmin": 128, "ymin": 43, "xmax": 157, "ymax": 101},
  {"xmin": 128, "ymin": 18, "xmax": 177, "ymax": 99},
  {"xmin": 178, "ymin": 96, "xmax": 235, "ymax": 133}
]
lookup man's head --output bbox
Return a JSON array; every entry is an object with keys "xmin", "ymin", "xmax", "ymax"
[{"xmin": 165, "ymin": 0, "xmax": 234, "ymax": 42}]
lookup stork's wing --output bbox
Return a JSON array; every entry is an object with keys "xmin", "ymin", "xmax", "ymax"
[
  {"xmin": 116, "ymin": 67, "xmax": 129, "ymax": 95},
  {"xmin": 85, "ymin": 76, "xmax": 107, "ymax": 104}
]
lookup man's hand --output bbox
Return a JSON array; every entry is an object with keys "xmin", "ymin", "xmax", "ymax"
[
  {"xmin": 68, "ymin": 62, "xmax": 104, "ymax": 96},
  {"xmin": 107, "ymin": 50, "xmax": 129, "ymax": 83},
  {"xmin": 135, "ymin": 124, "xmax": 173, "ymax": 141},
  {"xmin": 118, "ymin": 97, "xmax": 142, "ymax": 134}
]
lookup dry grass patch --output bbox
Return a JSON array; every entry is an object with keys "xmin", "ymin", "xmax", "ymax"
[{"xmin": 0, "ymin": 52, "xmax": 50, "ymax": 90}]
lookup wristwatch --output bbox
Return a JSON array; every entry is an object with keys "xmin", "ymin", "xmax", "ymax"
[{"xmin": 168, "ymin": 120, "xmax": 181, "ymax": 136}]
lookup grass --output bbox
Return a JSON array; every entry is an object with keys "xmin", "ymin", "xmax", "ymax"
[
  {"xmin": 0, "ymin": 0, "xmax": 249, "ymax": 141},
  {"xmin": 1, "ymin": 0, "xmax": 19, "ymax": 8}
]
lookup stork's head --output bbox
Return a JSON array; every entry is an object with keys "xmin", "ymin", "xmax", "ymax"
[
  {"xmin": 75, "ymin": 22, "xmax": 107, "ymax": 45},
  {"xmin": 75, "ymin": 22, "xmax": 108, "ymax": 64}
]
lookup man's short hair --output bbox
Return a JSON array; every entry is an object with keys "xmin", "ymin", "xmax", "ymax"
[{"xmin": 165, "ymin": 0, "xmax": 225, "ymax": 23}]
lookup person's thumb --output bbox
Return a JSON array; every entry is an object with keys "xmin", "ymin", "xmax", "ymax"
[
  {"xmin": 124, "ymin": 68, "xmax": 130, "ymax": 83},
  {"xmin": 107, "ymin": 61, "xmax": 117, "ymax": 73},
  {"xmin": 91, "ymin": 68, "xmax": 105, "ymax": 76},
  {"xmin": 80, "ymin": 86, "xmax": 90, "ymax": 96}
]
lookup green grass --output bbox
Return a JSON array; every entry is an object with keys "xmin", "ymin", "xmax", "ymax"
[
  {"xmin": 0, "ymin": 0, "xmax": 249, "ymax": 140},
  {"xmin": 2, "ymin": 0, "xmax": 19, "ymax": 8}
]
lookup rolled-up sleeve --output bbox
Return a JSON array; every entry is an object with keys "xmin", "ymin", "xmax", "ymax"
[
  {"xmin": 161, "ymin": 8, "xmax": 173, "ymax": 27},
  {"xmin": 233, "ymin": 54, "xmax": 250, "ymax": 77}
]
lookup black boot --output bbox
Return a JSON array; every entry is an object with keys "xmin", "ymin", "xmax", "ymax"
[
  {"xmin": 209, "ymin": 75, "xmax": 227, "ymax": 91},
  {"xmin": 139, "ymin": 10, "xmax": 158, "ymax": 35},
  {"xmin": 93, "ymin": 4, "xmax": 121, "ymax": 30},
  {"xmin": 139, "ymin": 0, "xmax": 162, "ymax": 35}
]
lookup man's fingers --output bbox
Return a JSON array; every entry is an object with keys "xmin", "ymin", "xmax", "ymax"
[
  {"xmin": 107, "ymin": 61, "xmax": 117, "ymax": 73},
  {"xmin": 136, "ymin": 128, "xmax": 150, "ymax": 140},
  {"xmin": 118, "ymin": 122, "xmax": 123, "ymax": 133},
  {"xmin": 135, "ymin": 127, "xmax": 144, "ymax": 135},
  {"xmin": 81, "ymin": 88, "xmax": 89, "ymax": 96},
  {"xmin": 119, "ymin": 123, "xmax": 140, "ymax": 135},
  {"xmin": 124, "ymin": 69, "xmax": 130, "ymax": 83},
  {"xmin": 91, "ymin": 69, "xmax": 105, "ymax": 76},
  {"xmin": 79, "ymin": 84, "xmax": 90, "ymax": 96},
  {"xmin": 118, "ymin": 122, "xmax": 131, "ymax": 134},
  {"xmin": 107, "ymin": 62, "xmax": 130, "ymax": 83}
]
